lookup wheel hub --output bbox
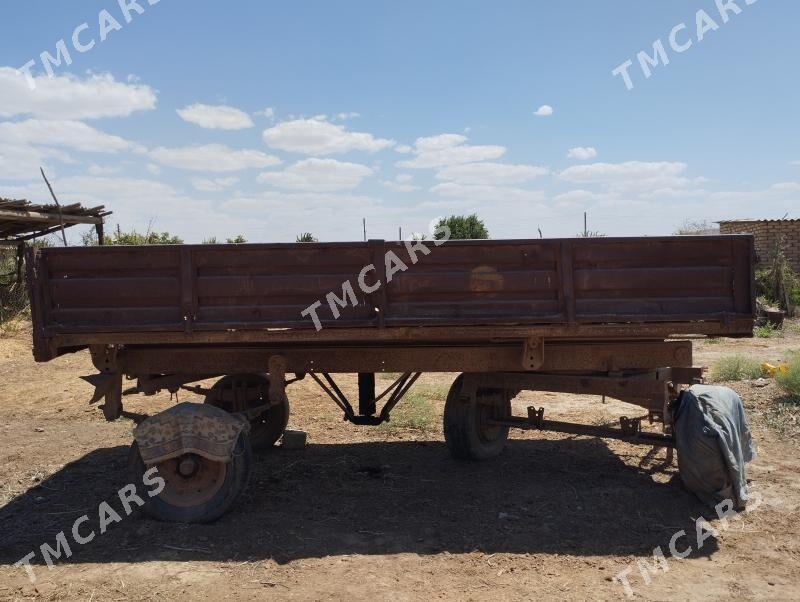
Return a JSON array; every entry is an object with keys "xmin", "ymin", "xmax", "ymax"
[{"xmin": 155, "ymin": 453, "xmax": 227, "ymax": 507}]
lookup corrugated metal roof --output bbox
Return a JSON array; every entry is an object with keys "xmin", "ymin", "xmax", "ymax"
[{"xmin": 717, "ymin": 218, "xmax": 800, "ymax": 224}]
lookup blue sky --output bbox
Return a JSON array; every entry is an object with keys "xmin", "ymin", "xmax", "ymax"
[{"xmin": 1, "ymin": 0, "xmax": 798, "ymax": 242}]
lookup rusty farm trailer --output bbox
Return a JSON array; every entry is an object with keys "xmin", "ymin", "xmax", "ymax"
[{"xmin": 26, "ymin": 235, "xmax": 755, "ymax": 522}]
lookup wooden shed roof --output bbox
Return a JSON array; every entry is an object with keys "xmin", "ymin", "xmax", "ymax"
[{"xmin": 0, "ymin": 198, "xmax": 111, "ymax": 244}]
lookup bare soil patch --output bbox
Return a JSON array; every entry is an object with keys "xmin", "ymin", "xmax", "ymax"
[{"xmin": 1, "ymin": 325, "xmax": 799, "ymax": 600}]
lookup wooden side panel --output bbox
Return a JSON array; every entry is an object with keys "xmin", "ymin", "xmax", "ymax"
[
  {"xmin": 383, "ymin": 241, "xmax": 562, "ymax": 324},
  {"xmin": 32, "ymin": 236, "xmax": 756, "ymax": 339}
]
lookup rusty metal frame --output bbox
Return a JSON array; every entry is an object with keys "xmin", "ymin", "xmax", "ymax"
[
  {"xmin": 42, "ymin": 320, "xmax": 753, "ymax": 351},
  {"xmin": 489, "ymin": 407, "xmax": 676, "ymax": 448},
  {"xmin": 461, "ymin": 367, "xmax": 700, "ymax": 413},
  {"xmin": 104, "ymin": 340, "xmax": 694, "ymax": 376},
  {"xmin": 308, "ymin": 371, "xmax": 422, "ymax": 425}
]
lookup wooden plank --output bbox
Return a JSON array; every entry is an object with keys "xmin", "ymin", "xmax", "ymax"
[{"xmin": 0, "ymin": 208, "xmax": 103, "ymax": 225}]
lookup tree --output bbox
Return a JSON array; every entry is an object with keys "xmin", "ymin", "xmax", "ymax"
[
  {"xmin": 296, "ymin": 233, "xmax": 318, "ymax": 242},
  {"xmin": 434, "ymin": 214, "xmax": 489, "ymax": 240},
  {"xmin": 226, "ymin": 234, "xmax": 247, "ymax": 244},
  {"xmin": 202, "ymin": 237, "xmax": 219, "ymax": 244}
]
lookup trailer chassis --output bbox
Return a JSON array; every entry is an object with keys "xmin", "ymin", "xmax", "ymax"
[{"xmin": 84, "ymin": 337, "xmax": 701, "ymax": 447}]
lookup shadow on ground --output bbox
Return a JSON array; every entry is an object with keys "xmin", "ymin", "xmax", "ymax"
[{"xmin": 0, "ymin": 438, "xmax": 718, "ymax": 566}]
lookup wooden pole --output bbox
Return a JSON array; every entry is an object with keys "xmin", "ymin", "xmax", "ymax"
[{"xmin": 39, "ymin": 167, "xmax": 68, "ymax": 247}]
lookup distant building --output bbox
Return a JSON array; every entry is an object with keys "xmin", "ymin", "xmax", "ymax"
[{"xmin": 718, "ymin": 218, "xmax": 800, "ymax": 273}]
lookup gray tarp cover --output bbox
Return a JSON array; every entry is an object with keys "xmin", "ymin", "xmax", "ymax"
[
  {"xmin": 675, "ymin": 384, "xmax": 757, "ymax": 510},
  {"xmin": 133, "ymin": 403, "xmax": 250, "ymax": 465}
]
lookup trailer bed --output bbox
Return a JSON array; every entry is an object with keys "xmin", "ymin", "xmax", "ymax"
[
  {"xmin": 22, "ymin": 235, "xmax": 758, "ymax": 523},
  {"xmin": 27, "ymin": 236, "xmax": 755, "ymax": 360}
]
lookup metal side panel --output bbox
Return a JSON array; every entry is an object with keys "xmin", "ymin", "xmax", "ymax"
[{"xmin": 31, "ymin": 236, "xmax": 755, "ymax": 347}]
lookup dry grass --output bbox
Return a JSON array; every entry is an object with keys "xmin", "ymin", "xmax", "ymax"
[
  {"xmin": 709, "ymin": 354, "xmax": 764, "ymax": 382},
  {"xmin": 776, "ymin": 351, "xmax": 800, "ymax": 398},
  {"xmin": 0, "ymin": 315, "xmax": 30, "ymax": 338},
  {"xmin": 380, "ymin": 392, "xmax": 437, "ymax": 432}
]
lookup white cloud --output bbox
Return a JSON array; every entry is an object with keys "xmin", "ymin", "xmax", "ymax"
[
  {"xmin": 791, "ymin": 160, "xmax": 800, "ymax": 166},
  {"xmin": 191, "ymin": 176, "xmax": 240, "ymax": 192},
  {"xmin": 558, "ymin": 161, "xmax": 690, "ymax": 191},
  {"xmin": 380, "ymin": 173, "xmax": 419, "ymax": 192},
  {"xmin": 87, "ymin": 164, "xmax": 123, "ymax": 176},
  {"xmin": 397, "ymin": 134, "xmax": 506, "ymax": 169},
  {"xmin": 0, "ymin": 68, "xmax": 156, "ymax": 120},
  {"xmin": 255, "ymin": 107, "xmax": 275, "ymax": 120},
  {"xmin": 220, "ymin": 190, "xmax": 405, "ymax": 241},
  {"xmin": 150, "ymin": 144, "xmax": 281, "ymax": 172},
  {"xmin": 395, "ymin": 144, "xmax": 413, "ymax": 154},
  {"xmin": 257, "ymin": 158, "xmax": 373, "ymax": 191},
  {"xmin": 552, "ymin": 189, "xmax": 606, "ymax": 205},
  {"xmin": 176, "ymin": 103, "xmax": 254, "ymax": 130},
  {"xmin": 49, "ymin": 175, "xmax": 179, "ymax": 202},
  {"xmin": 0, "ymin": 119, "xmax": 134, "ymax": 153},
  {"xmin": 262, "ymin": 117, "xmax": 394, "ymax": 155},
  {"xmin": 567, "ymin": 146, "xmax": 598, "ymax": 160},
  {"xmin": 33, "ymin": 175, "xmax": 245, "ymax": 242},
  {"xmin": 534, "ymin": 105, "xmax": 554, "ymax": 117},
  {"xmin": 0, "ymin": 141, "xmax": 64, "ymax": 179},
  {"xmin": 559, "ymin": 161, "xmax": 686, "ymax": 183},
  {"xmin": 334, "ymin": 112, "xmax": 361, "ymax": 120},
  {"xmin": 770, "ymin": 182, "xmax": 800, "ymax": 193},
  {"xmin": 431, "ymin": 181, "xmax": 546, "ymax": 204},
  {"xmin": 436, "ymin": 162, "xmax": 548, "ymax": 185}
]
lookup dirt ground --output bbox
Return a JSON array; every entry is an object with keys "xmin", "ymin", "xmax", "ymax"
[{"xmin": 1, "ymin": 322, "xmax": 799, "ymax": 601}]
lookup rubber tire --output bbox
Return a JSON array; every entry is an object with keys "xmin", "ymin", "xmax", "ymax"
[
  {"xmin": 443, "ymin": 374, "xmax": 510, "ymax": 461},
  {"xmin": 205, "ymin": 374, "xmax": 290, "ymax": 451},
  {"xmin": 127, "ymin": 432, "xmax": 252, "ymax": 523}
]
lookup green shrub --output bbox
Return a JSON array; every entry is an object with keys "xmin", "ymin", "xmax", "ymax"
[
  {"xmin": 776, "ymin": 352, "xmax": 800, "ymax": 398},
  {"xmin": 82, "ymin": 225, "xmax": 183, "ymax": 246},
  {"xmin": 709, "ymin": 355, "xmax": 764, "ymax": 381},
  {"xmin": 754, "ymin": 324, "xmax": 783, "ymax": 338}
]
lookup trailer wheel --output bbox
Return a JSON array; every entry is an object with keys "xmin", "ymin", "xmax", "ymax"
[
  {"xmin": 444, "ymin": 374, "xmax": 510, "ymax": 461},
  {"xmin": 205, "ymin": 374, "xmax": 290, "ymax": 451},
  {"xmin": 127, "ymin": 432, "xmax": 252, "ymax": 523}
]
